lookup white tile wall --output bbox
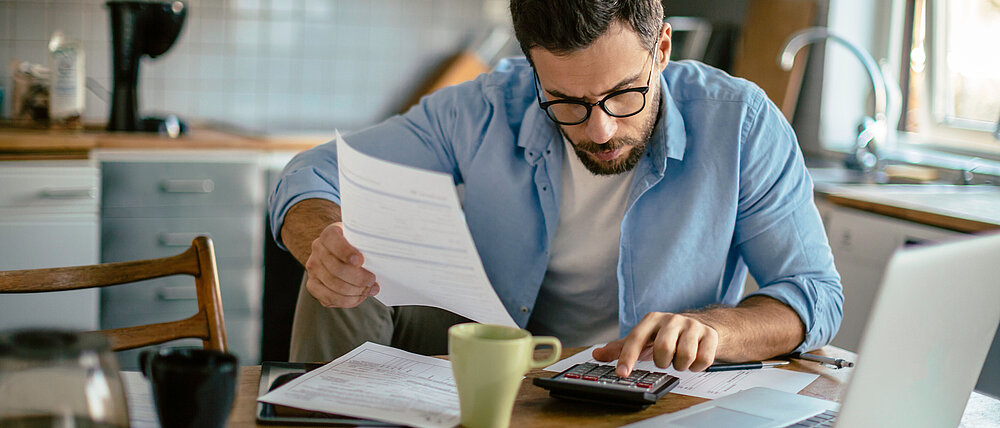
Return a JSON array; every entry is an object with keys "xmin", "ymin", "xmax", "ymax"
[{"xmin": 0, "ymin": 0, "xmax": 516, "ymax": 133}]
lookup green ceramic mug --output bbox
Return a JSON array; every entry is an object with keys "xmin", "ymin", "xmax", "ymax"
[{"xmin": 448, "ymin": 323, "xmax": 561, "ymax": 428}]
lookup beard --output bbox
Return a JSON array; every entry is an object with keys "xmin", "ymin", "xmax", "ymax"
[{"xmin": 561, "ymin": 87, "xmax": 661, "ymax": 176}]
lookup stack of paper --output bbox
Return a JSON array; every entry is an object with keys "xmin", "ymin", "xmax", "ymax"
[{"xmin": 258, "ymin": 342, "xmax": 460, "ymax": 428}]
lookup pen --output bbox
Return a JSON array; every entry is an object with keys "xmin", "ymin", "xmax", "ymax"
[
  {"xmin": 791, "ymin": 352, "xmax": 855, "ymax": 369},
  {"xmin": 704, "ymin": 360, "xmax": 790, "ymax": 372}
]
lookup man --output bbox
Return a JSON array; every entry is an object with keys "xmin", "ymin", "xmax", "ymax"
[{"xmin": 269, "ymin": 0, "xmax": 843, "ymax": 377}]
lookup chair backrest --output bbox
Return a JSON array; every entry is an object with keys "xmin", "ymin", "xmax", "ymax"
[{"xmin": 0, "ymin": 236, "xmax": 227, "ymax": 352}]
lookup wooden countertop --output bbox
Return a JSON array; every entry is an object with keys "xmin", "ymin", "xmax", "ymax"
[
  {"xmin": 224, "ymin": 345, "xmax": 1000, "ymax": 427},
  {"xmin": 0, "ymin": 125, "xmax": 332, "ymax": 160},
  {"xmin": 226, "ymin": 346, "xmax": 858, "ymax": 427},
  {"xmin": 816, "ymin": 184, "xmax": 1000, "ymax": 234}
]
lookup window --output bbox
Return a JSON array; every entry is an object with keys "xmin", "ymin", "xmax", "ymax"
[{"xmin": 903, "ymin": 0, "xmax": 1000, "ymax": 153}]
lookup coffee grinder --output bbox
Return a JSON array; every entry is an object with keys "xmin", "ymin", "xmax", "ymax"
[{"xmin": 107, "ymin": 1, "xmax": 187, "ymax": 135}]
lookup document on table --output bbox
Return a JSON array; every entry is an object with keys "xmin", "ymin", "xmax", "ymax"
[
  {"xmin": 546, "ymin": 345, "xmax": 819, "ymax": 400},
  {"xmin": 258, "ymin": 342, "xmax": 460, "ymax": 428},
  {"xmin": 119, "ymin": 371, "xmax": 159, "ymax": 428},
  {"xmin": 336, "ymin": 132, "xmax": 517, "ymax": 327}
]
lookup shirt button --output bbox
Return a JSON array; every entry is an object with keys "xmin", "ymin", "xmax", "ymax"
[
  {"xmin": 542, "ymin": 186, "xmax": 547, "ymax": 191},
  {"xmin": 520, "ymin": 307, "xmax": 529, "ymax": 313}
]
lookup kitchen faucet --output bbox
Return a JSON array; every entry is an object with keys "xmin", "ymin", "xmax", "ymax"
[
  {"xmin": 994, "ymin": 111, "xmax": 1000, "ymax": 141},
  {"xmin": 779, "ymin": 27, "xmax": 901, "ymax": 173}
]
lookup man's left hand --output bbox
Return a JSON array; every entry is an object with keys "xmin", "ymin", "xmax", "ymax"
[{"xmin": 592, "ymin": 312, "xmax": 720, "ymax": 377}]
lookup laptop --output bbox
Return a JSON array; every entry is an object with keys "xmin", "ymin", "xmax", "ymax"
[{"xmin": 626, "ymin": 232, "xmax": 1000, "ymax": 428}]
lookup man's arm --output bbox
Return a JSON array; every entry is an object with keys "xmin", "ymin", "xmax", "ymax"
[
  {"xmin": 279, "ymin": 198, "xmax": 379, "ymax": 308},
  {"xmin": 685, "ymin": 295, "xmax": 805, "ymax": 361},
  {"xmin": 280, "ymin": 198, "xmax": 342, "ymax": 266},
  {"xmin": 593, "ymin": 295, "xmax": 804, "ymax": 376}
]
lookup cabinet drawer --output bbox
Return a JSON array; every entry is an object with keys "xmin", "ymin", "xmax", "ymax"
[
  {"xmin": 101, "ymin": 216, "xmax": 263, "ymax": 263},
  {"xmin": 101, "ymin": 161, "xmax": 263, "ymax": 212},
  {"xmin": 0, "ymin": 163, "xmax": 98, "ymax": 213},
  {"xmin": 100, "ymin": 266, "xmax": 261, "ymax": 314}
]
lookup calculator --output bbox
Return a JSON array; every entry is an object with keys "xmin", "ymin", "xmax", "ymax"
[{"xmin": 532, "ymin": 363, "xmax": 680, "ymax": 410}]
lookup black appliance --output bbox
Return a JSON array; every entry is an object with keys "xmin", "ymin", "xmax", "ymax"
[{"xmin": 107, "ymin": 1, "xmax": 187, "ymax": 134}]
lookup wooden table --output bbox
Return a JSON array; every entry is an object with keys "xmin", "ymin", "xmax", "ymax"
[{"xmin": 225, "ymin": 346, "xmax": 857, "ymax": 427}]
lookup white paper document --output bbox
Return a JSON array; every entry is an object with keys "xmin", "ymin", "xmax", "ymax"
[
  {"xmin": 545, "ymin": 345, "xmax": 819, "ymax": 400},
  {"xmin": 336, "ymin": 132, "xmax": 517, "ymax": 327},
  {"xmin": 119, "ymin": 371, "xmax": 160, "ymax": 428},
  {"xmin": 258, "ymin": 342, "xmax": 460, "ymax": 428}
]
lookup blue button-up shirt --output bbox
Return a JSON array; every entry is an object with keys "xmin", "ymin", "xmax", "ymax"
[{"xmin": 269, "ymin": 58, "xmax": 843, "ymax": 352}]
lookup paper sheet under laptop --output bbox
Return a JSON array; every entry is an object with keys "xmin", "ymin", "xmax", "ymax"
[
  {"xmin": 547, "ymin": 345, "xmax": 819, "ymax": 400},
  {"xmin": 336, "ymin": 133, "xmax": 517, "ymax": 327}
]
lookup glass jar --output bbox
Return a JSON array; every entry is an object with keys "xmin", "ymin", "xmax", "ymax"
[{"xmin": 0, "ymin": 329, "xmax": 129, "ymax": 427}]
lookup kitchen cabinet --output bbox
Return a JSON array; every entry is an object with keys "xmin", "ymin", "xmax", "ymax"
[
  {"xmin": 0, "ymin": 161, "xmax": 100, "ymax": 330},
  {"xmin": 822, "ymin": 197, "xmax": 1000, "ymax": 397},
  {"xmin": 825, "ymin": 204, "xmax": 963, "ymax": 352},
  {"xmin": 98, "ymin": 155, "xmax": 265, "ymax": 369}
]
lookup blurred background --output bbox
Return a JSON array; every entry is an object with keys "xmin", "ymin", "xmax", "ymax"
[
  {"xmin": 0, "ymin": 0, "xmax": 998, "ymax": 398},
  {"xmin": 0, "ymin": 0, "xmax": 516, "ymax": 133}
]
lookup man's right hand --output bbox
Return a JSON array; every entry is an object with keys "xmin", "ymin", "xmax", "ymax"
[{"xmin": 304, "ymin": 221, "xmax": 380, "ymax": 308}]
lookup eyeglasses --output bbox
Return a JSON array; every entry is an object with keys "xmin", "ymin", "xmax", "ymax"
[{"xmin": 534, "ymin": 48, "xmax": 656, "ymax": 126}]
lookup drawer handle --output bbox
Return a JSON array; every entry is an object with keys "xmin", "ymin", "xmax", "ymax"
[
  {"xmin": 160, "ymin": 179, "xmax": 215, "ymax": 193},
  {"xmin": 157, "ymin": 285, "xmax": 197, "ymax": 301},
  {"xmin": 39, "ymin": 187, "xmax": 97, "ymax": 199},
  {"xmin": 159, "ymin": 233, "xmax": 209, "ymax": 247}
]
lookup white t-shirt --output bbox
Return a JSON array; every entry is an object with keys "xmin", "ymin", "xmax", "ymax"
[{"xmin": 526, "ymin": 138, "xmax": 636, "ymax": 346}]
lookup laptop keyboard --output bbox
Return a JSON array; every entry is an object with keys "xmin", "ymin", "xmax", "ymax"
[{"xmin": 786, "ymin": 409, "xmax": 838, "ymax": 427}]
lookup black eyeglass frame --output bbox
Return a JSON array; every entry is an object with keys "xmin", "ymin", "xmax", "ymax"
[{"xmin": 533, "ymin": 48, "xmax": 657, "ymax": 126}]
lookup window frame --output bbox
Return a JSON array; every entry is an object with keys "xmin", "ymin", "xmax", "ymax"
[{"xmin": 905, "ymin": 0, "xmax": 1000, "ymax": 155}]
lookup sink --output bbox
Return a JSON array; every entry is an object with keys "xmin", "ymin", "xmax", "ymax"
[
  {"xmin": 807, "ymin": 165, "xmax": 953, "ymax": 187},
  {"xmin": 808, "ymin": 167, "xmax": 884, "ymax": 185}
]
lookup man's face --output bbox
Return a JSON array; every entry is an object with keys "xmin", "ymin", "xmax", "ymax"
[{"xmin": 531, "ymin": 22, "xmax": 669, "ymax": 175}]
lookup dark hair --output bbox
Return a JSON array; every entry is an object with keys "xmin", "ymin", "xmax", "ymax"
[{"xmin": 510, "ymin": 0, "xmax": 664, "ymax": 62}]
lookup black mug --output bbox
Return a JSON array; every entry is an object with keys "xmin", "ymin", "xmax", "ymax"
[{"xmin": 139, "ymin": 347, "xmax": 239, "ymax": 428}]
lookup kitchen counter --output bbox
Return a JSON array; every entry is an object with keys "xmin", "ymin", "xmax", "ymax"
[
  {"xmin": 814, "ymin": 183, "xmax": 1000, "ymax": 234},
  {"xmin": 0, "ymin": 125, "xmax": 332, "ymax": 159}
]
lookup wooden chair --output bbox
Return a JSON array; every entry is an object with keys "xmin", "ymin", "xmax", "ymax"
[{"xmin": 0, "ymin": 236, "xmax": 227, "ymax": 352}]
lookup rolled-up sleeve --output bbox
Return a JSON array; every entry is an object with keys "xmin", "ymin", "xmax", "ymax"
[
  {"xmin": 734, "ymin": 93, "xmax": 844, "ymax": 352},
  {"xmin": 268, "ymin": 143, "xmax": 343, "ymax": 251}
]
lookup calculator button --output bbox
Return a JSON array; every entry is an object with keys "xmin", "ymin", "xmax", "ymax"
[
  {"xmin": 627, "ymin": 370, "xmax": 649, "ymax": 379},
  {"xmin": 635, "ymin": 382, "xmax": 653, "ymax": 388},
  {"xmin": 616, "ymin": 380, "xmax": 635, "ymax": 386},
  {"xmin": 563, "ymin": 373, "xmax": 580, "ymax": 379},
  {"xmin": 586, "ymin": 366, "xmax": 615, "ymax": 377},
  {"xmin": 640, "ymin": 373, "xmax": 665, "ymax": 382},
  {"xmin": 581, "ymin": 375, "xmax": 599, "ymax": 381}
]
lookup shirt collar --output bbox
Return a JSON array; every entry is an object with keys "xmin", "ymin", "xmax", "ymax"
[{"xmin": 650, "ymin": 73, "xmax": 688, "ymax": 166}]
